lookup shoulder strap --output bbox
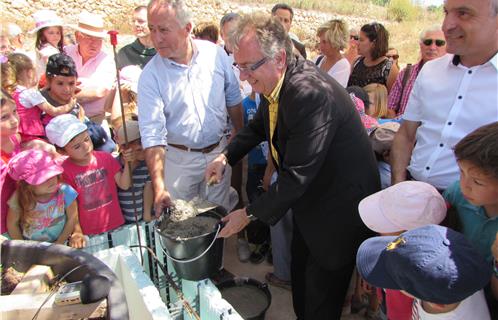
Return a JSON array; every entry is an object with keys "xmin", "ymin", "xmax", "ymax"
[
  {"xmin": 401, "ymin": 63, "xmax": 413, "ymax": 92},
  {"xmin": 394, "ymin": 63, "xmax": 413, "ymax": 112},
  {"xmin": 315, "ymin": 55, "xmax": 324, "ymax": 66}
]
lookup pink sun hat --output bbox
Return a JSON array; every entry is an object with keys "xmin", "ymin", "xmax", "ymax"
[
  {"xmin": 358, "ymin": 181, "xmax": 447, "ymax": 233},
  {"xmin": 29, "ymin": 10, "xmax": 64, "ymax": 34},
  {"xmin": 8, "ymin": 149, "xmax": 63, "ymax": 185}
]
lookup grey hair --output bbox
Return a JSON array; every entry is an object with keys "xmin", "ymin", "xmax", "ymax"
[
  {"xmin": 229, "ymin": 12, "xmax": 294, "ymax": 65},
  {"xmin": 220, "ymin": 12, "xmax": 241, "ymax": 30},
  {"xmin": 419, "ymin": 24, "xmax": 443, "ymax": 41},
  {"xmin": 148, "ymin": 0, "xmax": 192, "ymax": 27}
]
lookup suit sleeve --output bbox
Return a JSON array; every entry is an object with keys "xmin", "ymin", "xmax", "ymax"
[
  {"xmin": 225, "ymin": 100, "xmax": 267, "ymax": 164},
  {"xmin": 246, "ymin": 82, "xmax": 339, "ymax": 225}
]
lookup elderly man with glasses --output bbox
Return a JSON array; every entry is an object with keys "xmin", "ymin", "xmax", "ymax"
[
  {"xmin": 137, "ymin": 0, "xmax": 243, "ymax": 214},
  {"xmin": 387, "ymin": 25, "xmax": 447, "ymax": 118},
  {"xmin": 206, "ymin": 13, "xmax": 380, "ymax": 319}
]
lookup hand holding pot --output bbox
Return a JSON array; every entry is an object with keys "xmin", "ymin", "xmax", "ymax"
[
  {"xmin": 218, "ymin": 208, "xmax": 251, "ymax": 238},
  {"xmin": 154, "ymin": 188, "xmax": 173, "ymax": 218},
  {"xmin": 205, "ymin": 153, "xmax": 228, "ymax": 185}
]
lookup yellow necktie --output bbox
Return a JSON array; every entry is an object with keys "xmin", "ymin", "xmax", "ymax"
[{"xmin": 268, "ymin": 101, "xmax": 279, "ymax": 164}]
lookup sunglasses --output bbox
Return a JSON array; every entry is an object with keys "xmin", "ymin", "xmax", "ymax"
[
  {"xmin": 422, "ymin": 39, "xmax": 446, "ymax": 47},
  {"xmin": 350, "ymin": 35, "xmax": 359, "ymax": 41},
  {"xmin": 235, "ymin": 56, "xmax": 268, "ymax": 73},
  {"xmin": 386, "ymin": 54, "xmax": 399, "ymax": 60}
]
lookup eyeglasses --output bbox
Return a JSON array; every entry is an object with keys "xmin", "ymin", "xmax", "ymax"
[
  {"xmin": 422, "ymin": 39, "xmax": 446, "ymax": 47},
  {"xmin": 235, "ymin": 57, "xmax": 268, "ymax": 73},
  {"xmin": 350, "ymin": 35, "xmax": 359, "ymax": 41},
  {"xmin": 386, "ymin": 54, "xmax": 399, "ymax": 60}
]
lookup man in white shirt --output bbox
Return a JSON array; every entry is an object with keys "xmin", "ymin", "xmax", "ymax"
[
  {"xmin": 138, "ymin": 0, "xmax": 243, "ymax": 214},
  {"xmin": 391, "ymin": 0, "xmax": 498, "ymax": 190}
]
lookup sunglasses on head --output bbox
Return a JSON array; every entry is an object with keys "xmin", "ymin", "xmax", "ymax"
[
  {"xmin": 422, "ymin": 39, "xmax": 446, "ymax": 47},
  {"xmin": 350, "ymin": 35, "xmax": 359, "ymax": 41}
]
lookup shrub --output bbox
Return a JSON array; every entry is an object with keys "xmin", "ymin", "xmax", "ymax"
[{"xmin": 387, "ymin": 0, "xmax": 418, "ymax": 22}]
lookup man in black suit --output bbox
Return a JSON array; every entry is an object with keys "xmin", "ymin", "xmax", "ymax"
[
  {"xmin": 271, "ymin": 3, "xmax": 307, "ymax": 59},
  {"xmin": 206, "ymin": 13, "xmax": 380, "ymax": 319}
]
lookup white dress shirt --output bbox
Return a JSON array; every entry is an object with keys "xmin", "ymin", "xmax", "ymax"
[
  {"xmin": 403, "ymin": 53, "xmax": 498, "ymax": 190},
  {"xmin": 138, "ymin": 39, "xmax": 242, "ymax": 149}
]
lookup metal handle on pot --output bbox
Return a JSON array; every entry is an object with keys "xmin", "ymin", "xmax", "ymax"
[{"xmin": 161, "ymin": 223, "xmax": 221, "ymax": 264}]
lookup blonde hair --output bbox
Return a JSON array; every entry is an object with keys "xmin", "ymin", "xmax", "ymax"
[
  {"xmin": 316, "ymin": 19, "xmax": 349, "ymax": 51},
  {"xmin": 363, "ymin": 83, "xmax": 388, "ymax": 118},
  {"xmin": 1, "ymin": 53, "xmax": 34, "ymax": 95},
  {"xmin": 16, "ymin": 175, "xmax": 62, "ymax": 226}
]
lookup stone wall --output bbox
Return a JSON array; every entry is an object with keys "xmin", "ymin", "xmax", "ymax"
[{"xmin": 1, "ymin": 0, "xmax": 381, "ymax": 53}]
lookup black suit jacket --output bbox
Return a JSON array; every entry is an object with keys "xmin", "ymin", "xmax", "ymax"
[
  {"xmin": 292, "ymin": 38, "xmax": 307, "ymax": 59},
  {"xmin": 225, "ymin": 57, "xmax": 380, "ymax": 270}
]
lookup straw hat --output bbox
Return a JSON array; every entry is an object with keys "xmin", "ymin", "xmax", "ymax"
[
  {"xmin": 29, "ymin": 10, "xmax": 63, "ymax": 34},
  {"xmin": 72, "ymin": 11, "xmax": 107, "ymax": 38}
]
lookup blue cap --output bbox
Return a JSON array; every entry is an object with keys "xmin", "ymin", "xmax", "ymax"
[
  {"xmin": 85, "ymin": 121, "xmax": 116, "ymax": 153},
  {"xmin": 356, "ymin": 225, "xmax": 492, "ymax": 304}
]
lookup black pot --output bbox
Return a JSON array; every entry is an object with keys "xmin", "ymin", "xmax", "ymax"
[
  {"xmin": 1, "ymin": 240, "xmax": 129, "ymax": 319},
  {"xmin": 155, "ymin": 210, "xmax": 225, "ymax": 281},
  {"xmin": 217, "ymin": 277, "xmax": 272, "ymax": 320}
]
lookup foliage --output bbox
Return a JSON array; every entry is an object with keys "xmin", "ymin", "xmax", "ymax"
[{"xmin": 387, "ymin": 0, "xmax": 420, "ymax": 22}]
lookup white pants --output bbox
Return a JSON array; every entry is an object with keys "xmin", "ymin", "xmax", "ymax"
[{"xmin": 164, "ymin": 137, "xmax": 236, "ymax": 212}]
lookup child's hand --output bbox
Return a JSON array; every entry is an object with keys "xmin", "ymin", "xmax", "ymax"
[
  {"xmin": 121, "ymin": 147, "xmax": 136, "ymax": 163},
  {"xmin": 69, "ymin": 232, "xmax": 86, "ymax": 248}
]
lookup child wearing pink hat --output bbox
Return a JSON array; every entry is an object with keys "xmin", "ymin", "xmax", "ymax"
[
  {"xmin": 357, "ymin": 181, "xmax": 448, "ymax": 320},
  {"xmin": 6, "ymin": 149, "xmax": 85, "ymax": 248}
]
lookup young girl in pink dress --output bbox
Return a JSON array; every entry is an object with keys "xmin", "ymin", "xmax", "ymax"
[
  {"xmin": 0, "ymin": 89, "xmax": 21, "ymax": 235},
  {"xmin": 1, "ymin": 53, "xmax": 75, "ymax": 142}
]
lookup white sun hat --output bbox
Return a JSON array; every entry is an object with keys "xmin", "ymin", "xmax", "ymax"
[
  {"xmin": 71, "ymin": 11, "xmax": 107, "ymax": 39},
  {"xmin": 29, "ymin": 10, "xmax": 64, "ymax": 34}
]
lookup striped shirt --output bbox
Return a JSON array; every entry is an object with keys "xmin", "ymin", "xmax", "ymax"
[
  {"xmin": 387, "ymin": 61, "xmax": 422, "ymax": 117},
  {"xmin": 117, "ymin": 159, "xmax": 151, "ymax": 222}
]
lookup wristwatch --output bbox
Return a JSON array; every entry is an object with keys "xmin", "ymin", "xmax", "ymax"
[{"xmin": 246, "ymin": 213, "xmax": 258, "ymax": 222}]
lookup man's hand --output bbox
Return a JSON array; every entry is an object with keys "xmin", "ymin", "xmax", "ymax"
[
  {"xmin": 205, "ymin": 153, "xmax": 227, "ymax": 185},
  {"xmin": 218, "ymin": 208, "xmax": 251, "ymax": 238},
  {"xmin": 154, "ymin": 188, "xmax": 173, "ymax": 218}
]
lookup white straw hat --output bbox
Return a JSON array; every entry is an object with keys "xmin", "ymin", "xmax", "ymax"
[
  {"xmin": 29, "ymin": 10, "xmax": 63, "ymax": 34},
  {"xmin": 72, "ymin": 11, "xmax": 107, "ymax": 39}
]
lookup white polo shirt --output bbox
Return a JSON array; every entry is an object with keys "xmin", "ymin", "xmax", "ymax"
[{"xmin": 403, "ymin": 53, "xmax": 498, "ymax": 190}]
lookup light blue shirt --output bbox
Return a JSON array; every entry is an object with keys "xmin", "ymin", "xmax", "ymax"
[
  {"xmin": 443, "ymin": 180, "xmax": 498, "ymax": 263},
  {"xmin": 137, "ymin": 39, "xmax": 242, "ymax": 149}
]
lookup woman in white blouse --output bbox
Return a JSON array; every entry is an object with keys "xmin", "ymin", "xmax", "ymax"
[{"xmin": 315, "ymin": 19, "xmax": 351, "ymax": 87}]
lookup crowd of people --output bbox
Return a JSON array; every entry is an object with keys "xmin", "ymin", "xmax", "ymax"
[{"xmin": 1, "ymin": 0, "xmax": 497, "ymax": 319}]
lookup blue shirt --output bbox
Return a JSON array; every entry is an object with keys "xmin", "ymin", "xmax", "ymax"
[
  {"xmin": 138, "ymin": 39, "xmax": 242, "ymax": 149},
  {"xmin": 443, "ymin": 180, "xmax": 498, "ymax": 262},
  {"xmin": 242, "ymin": 95, "xmax": 268, "ymax": 167},
  {"xmin": 117, "ymin": 158, "xmax": 151, "ymax": 222},
  {"xmin": 8, "ymin": 183, "xmax": 78, "ymax": 242}
]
